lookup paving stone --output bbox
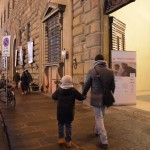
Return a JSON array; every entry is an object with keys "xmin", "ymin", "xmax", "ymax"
[{"xmin": 0, "ymin": 90, "xmax": 150, "ymax": 150}]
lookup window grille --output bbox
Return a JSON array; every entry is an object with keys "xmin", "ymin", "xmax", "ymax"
[
  {"xmin": 8, "ymin": 2, "xmax": 10, "ymax": 18},
  {"xmin": 4, "ymin": 10, "xmax": 6, "ymax": 23},
  {"xmin": 19, "ymin": 29, "xmax": 22, "ymax": 45},
  {"xmin": 1, "ymin": 17, "xmax": 2, "ymax": 28},
  {"xmin": 26, "ymin": 23, "xmax": 30, "ymax": 41},
  {"xmin": 47, "ymin": 12, "xmax": 61, "ymax": 63}
]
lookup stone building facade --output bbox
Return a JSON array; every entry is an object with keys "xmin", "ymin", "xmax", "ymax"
[{"xmin": 0, "ymin": 0, "xmax": 111, "ymax": 95}]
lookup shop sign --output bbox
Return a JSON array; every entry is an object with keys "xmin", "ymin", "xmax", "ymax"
[{"xmin": 104, "ymin": 0, "xmax": 136, "ymax": 14}]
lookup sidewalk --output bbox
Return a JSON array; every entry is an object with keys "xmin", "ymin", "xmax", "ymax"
[{"xmin": 0, "ymin": 90, "xmax": 150, "ymax": 150}]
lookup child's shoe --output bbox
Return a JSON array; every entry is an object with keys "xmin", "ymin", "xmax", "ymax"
[{"xmin": 58, "ymin": 138, "xmax": 65, "ymax": 144}]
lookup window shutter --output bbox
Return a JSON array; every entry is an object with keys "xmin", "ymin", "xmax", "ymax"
[{"xmin": 109, "ymin": 16, "xmax": 126, "ymax": 51}]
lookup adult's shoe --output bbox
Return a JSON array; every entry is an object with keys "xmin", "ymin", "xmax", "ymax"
[{"xmin": 97, "ymin": 143, "xmax": 108, "ymax": 149}]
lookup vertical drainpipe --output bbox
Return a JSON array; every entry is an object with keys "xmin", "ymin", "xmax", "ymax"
[{"xmin": 68, "ymin": 0, "xmax": 73, "ymax": 76}]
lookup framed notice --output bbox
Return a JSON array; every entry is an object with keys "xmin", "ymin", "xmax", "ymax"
[
  {"xmin": 19, "ymin": 46, "xmax": 23, "ymax": 66},
  {"xmin": 28, "ymin": 41, "xmax": 33, "ymax": 64},
  {"xmin": 112, "ymin": 50, "xmax": 136, "ymax": 105},
  {"xmin": 15, "ymin": 49, "xmax": 18, "ymax": 67}
]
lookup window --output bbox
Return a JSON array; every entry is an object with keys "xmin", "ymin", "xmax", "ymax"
[
  {"xmin": 4, "ymin": 10, "xmax": 6, "ymax": 23},
  {"xmin": 109, "ymin": 16, "xmax": 126, "ymax": 51},
  {"xmin": 19, "ymin": 30, "xmax": 22, "ymax": 45},
  {"xmin": 43, "ymin": 4, "xmax": 65, "ymax": 64},
  {"xmin": 46, "ymin": 12, "xmax": 61, "ymax": 63},
  {"xmin": 12, "ymin": 0, "xmax": 14, "ymax": 9},
  {"xmin": 1, "ymin": 17, "xmax": 2, "ymax": 28},
  {"xmin": 26, "ymin": 23, "xmax": 30, "ymax": 41},
  {"xmin": 8, "ymin": 2, "xmax": 10, "ymax": 18}
]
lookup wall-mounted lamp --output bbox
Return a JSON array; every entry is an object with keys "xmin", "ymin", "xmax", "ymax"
[
  {"xmin": 4, "ymin": 30, "xmax": 8, "ymax": 36},
  {"xmin": 61, "ymin": 48, "xmax": 69, "ymax": 60},
  {"xmin": 73, "ymin": 58, "xmax": 77, "ymax": 69}
]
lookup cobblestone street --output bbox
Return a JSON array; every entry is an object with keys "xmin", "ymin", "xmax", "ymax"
[{"xmin": 0, "ymin": 90, "xmax": 150, "ymax": 150}]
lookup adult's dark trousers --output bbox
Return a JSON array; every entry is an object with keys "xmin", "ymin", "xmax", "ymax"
[
  {"xmin": 21, "ymin": 82, "xmax": 28, "ymax": 93},
  {"xmin": 15, "ymin": 81, "xmax": 19, "ymax": 89}
]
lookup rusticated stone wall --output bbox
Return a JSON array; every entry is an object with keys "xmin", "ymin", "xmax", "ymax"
[
  {"xmin": 0, "ymin": 0, "xmax": 105, "ymax": 96},
  {"xmin": 72, "ymin": 0, "xmax": 103, "ymax": 92}
]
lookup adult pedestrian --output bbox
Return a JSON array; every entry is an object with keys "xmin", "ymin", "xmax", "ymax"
[
  {"xmin": 20, "ymin": 70, "xmax": 28, "ymax": 95},
  {"xmin": 1, "ymin": 73, "xmax": 5, "ymax": 80},
  {"xmin": 13, "ymin": 70, "xmax": 20, "ymax": 89},
  {"xmin": 52, "ymin": 75, "xmax": 85, "ymax": 147},
  {"xmin": 25, "ymin": 70, "xmax": 33, "ymax": 93},
  {"xmin": 82, "ymin": 54, "xmax": 115, "ymax": 149}
]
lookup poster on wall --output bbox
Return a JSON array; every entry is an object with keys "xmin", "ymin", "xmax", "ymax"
[
  {"xmin": 28, "ymin": 41, "xmax": 33, "ymax": 64},
  {"xmin": 15, "ymin": 49, "xmax": 18, "ymax": 67},
  {"xmin": 19, "ymin": 46, "xmax": 23, "ymax": 66},
  {"xmin": 111, "ymin": 50, "xmax": 136, "ymax": 105}
]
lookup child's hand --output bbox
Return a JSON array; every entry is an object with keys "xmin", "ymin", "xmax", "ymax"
[{"xmin": 83, "ymin": 95, "xmax": 86, "ymax": 100}]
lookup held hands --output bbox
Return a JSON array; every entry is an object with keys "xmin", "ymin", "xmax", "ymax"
[{"xmin": 82, "ymin": 95, "xmax": 86, "ymax": 100}]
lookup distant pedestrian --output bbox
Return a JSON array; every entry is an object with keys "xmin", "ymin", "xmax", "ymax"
[
  {"xmin": 82, "ymin": 54, "xmax": 115, "ymax": 149},
  {"xmin": 1, "ymin": 73, "xmax": 5, "ymax": 80},
  {"xmin": 13, "ymin": 70, "xmax": 20, "ymax": 89},
  {"xmin": 52, "ymin": 75, "xmax": 85, "ymax": 147},
  {"xmin": 20, "ymin": 70, "xmax": 28, "ymax": 95},
  {"xmin": 25, "ymin": 70, "xmax": 33, "ymax": 93}
]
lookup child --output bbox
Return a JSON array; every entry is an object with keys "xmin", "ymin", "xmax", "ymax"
[{"xmin": 52, "ymin": 75, "xmax": 85, "ymax": 147}]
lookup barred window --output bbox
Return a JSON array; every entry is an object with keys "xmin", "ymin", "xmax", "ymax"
[
  {"xmin": 12, "ymin": 0, "xmax": 14, "ymax": 9},
  {"xmin": 47, "ymin": 13, "xmax": 61, "ymax": 63},
  {"xmin": 19, "ymin": 29, "xmax": 22, "ymax": 45},
  {"xmin": 26, "ymin": 23, "xmax": 31, "ymax": 41},
  {"xmin": 8, "ymin": 2, "xmax": 10, "ymax": 18},
  {"xmin": 4, "ymin": 9, "xmax": 6, "ymax": 23},
  {"xmin": 1, "ymin": 17, "xmax": 2, "ymax": 28}
]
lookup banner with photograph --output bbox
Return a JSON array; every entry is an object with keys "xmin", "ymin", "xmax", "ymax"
[
  {"xmin": 112, "ymin": 50, "xmax": 136, "ymax": 105},
  {"xmin": 28, "ymin": 41, "xmax": 33, "ymax": 64},
  {"xmin": 15, "ymin": 49, "xmax": 18, "ymax": 67},
  {"xmin": 19, "ymin": 46, "xmax": 23, "ymax": 66}
]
